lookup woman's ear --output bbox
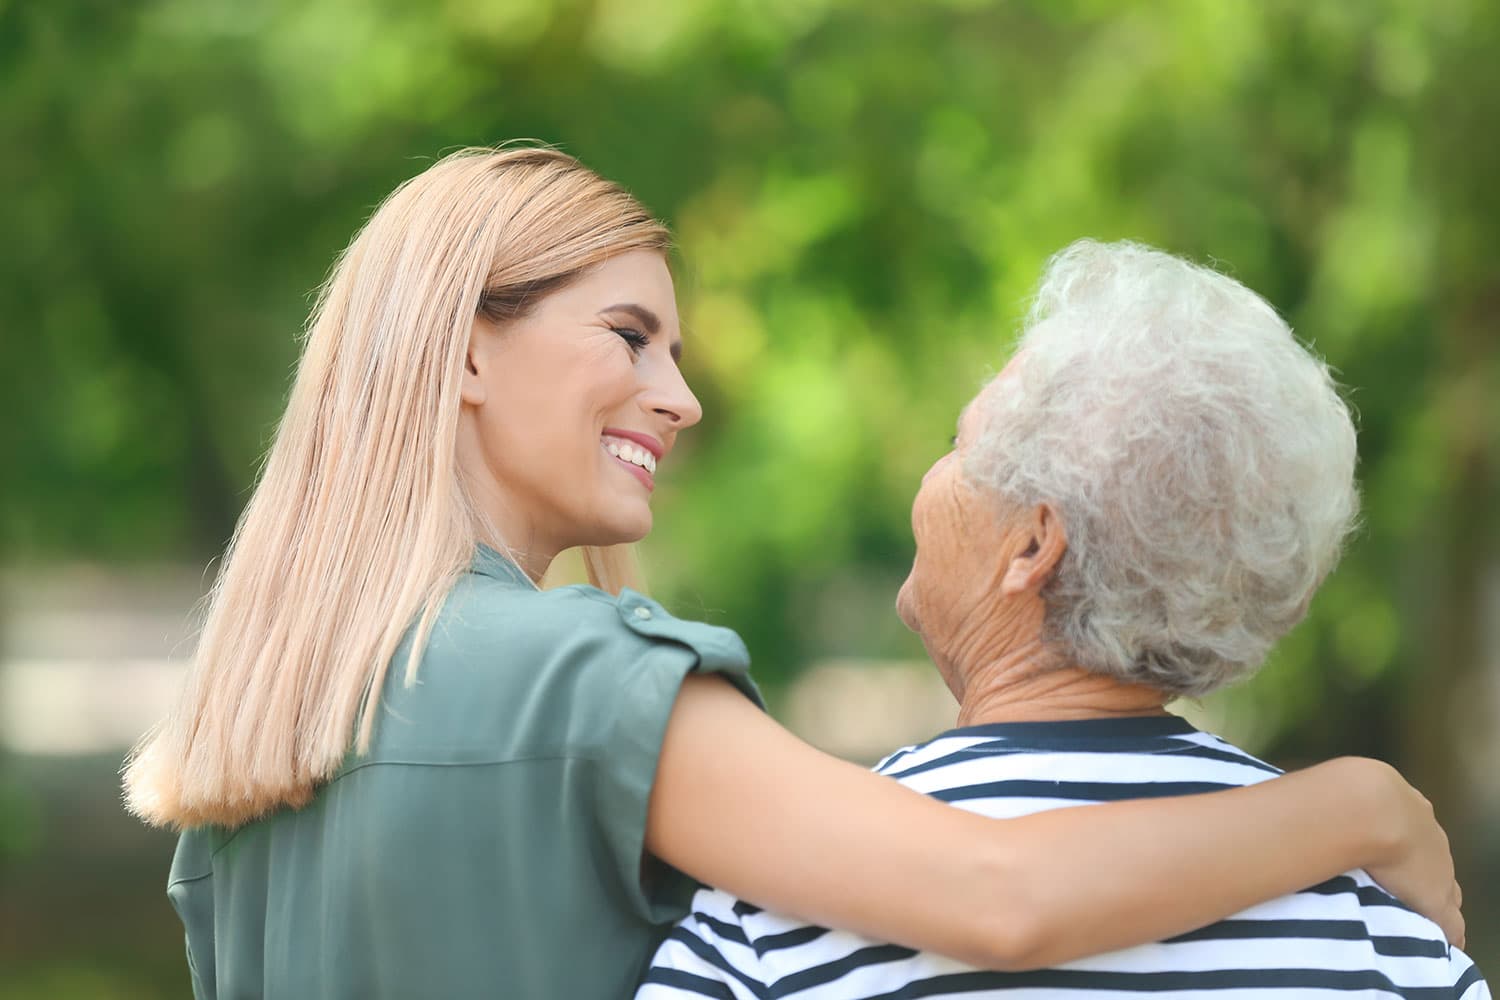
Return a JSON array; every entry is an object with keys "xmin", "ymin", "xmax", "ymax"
[
  {"xmin": 999, "ymin": 503, "xmax": 1067, "ymax": 597},
  {"xmin": 460, "ymin": 317, "xmax": 488, "ymax": 407}
]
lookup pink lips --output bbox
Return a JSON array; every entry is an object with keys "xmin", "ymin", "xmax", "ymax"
[{"xmin": 602, "ymin": 427, "xmax": 663, "ymax": 491}]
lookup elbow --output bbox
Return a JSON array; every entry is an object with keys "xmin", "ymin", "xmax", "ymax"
[
  {"xmin": 968, "ymin": 917, "xmax": 1049, "ymax": 973},
  {"xmin": 961, "ymin": 853, "xmax": 1054, "ymax": 972}
]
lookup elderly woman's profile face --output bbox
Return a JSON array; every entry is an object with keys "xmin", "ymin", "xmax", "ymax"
[
  {"xmin": 896, "ymin": 367, "xmax": 1038, "ymax": 689},
  {"xmin": 456, "ymin": 250, "xmax": 702, "ymax": 565}
]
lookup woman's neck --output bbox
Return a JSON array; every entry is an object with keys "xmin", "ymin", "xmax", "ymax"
[
  {"xmin": 951, "ymin": 637, "xmax": 1170, "ymax": 727},
  {"xmin": 472, "ymin": 517, "xmax": 555, "ymax": 584}
]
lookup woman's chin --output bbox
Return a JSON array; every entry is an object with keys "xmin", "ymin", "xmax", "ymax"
[
  {"xmin": 593, "ymin": 505, "xmax": 653, "ymax": 546},
  {"xmin": 895, "ymin": 579, "xmax": 920, "ymax": 633}
]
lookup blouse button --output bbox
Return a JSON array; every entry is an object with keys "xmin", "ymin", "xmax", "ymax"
[{"xmin": 633, "ymin": 606, "xmax": 653, "ymax": 620}]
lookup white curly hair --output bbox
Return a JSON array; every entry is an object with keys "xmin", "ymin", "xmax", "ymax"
[{"xmin": 964, "ymin": 240, "xmax": 1359, "ymax": 697}]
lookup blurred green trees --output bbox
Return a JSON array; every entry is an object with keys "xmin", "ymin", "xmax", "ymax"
[{"xmin": 2, "ymin": 0, "xmax": 1497, "ymax": 987}]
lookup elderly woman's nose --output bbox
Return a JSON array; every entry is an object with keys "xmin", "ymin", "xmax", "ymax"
[{"xmin": 921, "ymin": 450, "xmax": 955, "ymax": 485}]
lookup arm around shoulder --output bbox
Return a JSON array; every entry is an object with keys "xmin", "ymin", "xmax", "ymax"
[{"xmin": 646, "ymin": 676, "xmax": 1464, "ymax": 970}]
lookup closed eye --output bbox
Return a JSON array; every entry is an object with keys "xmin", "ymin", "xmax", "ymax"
[{"xmin": 612, "ymin": 326, "xmax": 649, "ymax": 355}]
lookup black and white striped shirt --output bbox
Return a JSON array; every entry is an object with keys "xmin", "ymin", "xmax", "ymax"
[{"xmin": 638, "ymin": 715, "xmax": 1488, "ymax": 1000}]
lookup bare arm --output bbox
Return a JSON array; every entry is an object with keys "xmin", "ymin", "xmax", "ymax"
[{"xmin": 645, "ymin": 675, "xmax": 1463, "ymax": 972}]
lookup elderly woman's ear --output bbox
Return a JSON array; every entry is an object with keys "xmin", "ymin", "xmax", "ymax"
[{"xmin": 999, "ymin": 503, "xmax": 1067, "ymax": 597}]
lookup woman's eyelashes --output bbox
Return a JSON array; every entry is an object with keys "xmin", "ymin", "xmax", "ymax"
[{"xmin": 612, "ymin": 325, "xmax": 649, "ymax": 355}]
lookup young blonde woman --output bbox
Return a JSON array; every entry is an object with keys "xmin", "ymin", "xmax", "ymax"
[{"xmin": 125, "ymin": 146, "xmax": 1463, "ymax": 1000}]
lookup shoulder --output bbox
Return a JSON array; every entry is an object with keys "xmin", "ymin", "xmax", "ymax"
[
  {"xmin": 436, "ymin": 574, "xmax": 751, "ymax": 674},
  {"xmin": 168, "ymin": 827, "xmax": 217, "ymax": 886},
  {"xmin": 369, "ymin": 574, "xmax": 760, "ymax": 759},
  {"xmin": 605, "ymin": 587, "xmax": 752, "ymax": 672}
]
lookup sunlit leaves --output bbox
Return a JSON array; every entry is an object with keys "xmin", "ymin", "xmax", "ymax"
[{"xmin": 3, "ymin": 0, "xmax": 1495, "ymax": 756}]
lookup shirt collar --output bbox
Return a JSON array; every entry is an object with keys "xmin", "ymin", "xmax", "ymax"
[
  {"xmin": 470, "ymin": 542, "xmax": 536, "ymax": 588},
  {"xmin": 937, "ymin": 714, "xmax": 1199, "ymax": 744}
]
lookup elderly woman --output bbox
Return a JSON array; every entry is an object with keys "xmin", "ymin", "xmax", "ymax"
[{"xmin": 638, "ymin": 240, "xmax": 1489, "ymax": 999}]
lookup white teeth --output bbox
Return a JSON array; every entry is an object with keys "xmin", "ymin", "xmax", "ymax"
[{"xmin": 603, "ymin": 437, "xmax": 658, "ymax": 476}]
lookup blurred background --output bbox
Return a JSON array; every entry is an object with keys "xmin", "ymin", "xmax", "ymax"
[{"xmin": 2, "ymin": 0, "xmax": 1497, "ymax": 995}]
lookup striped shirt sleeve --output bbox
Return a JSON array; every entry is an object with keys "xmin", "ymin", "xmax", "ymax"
[{"xmin": 636, "ymin": 890, "xmax": 766, "ymax": 1000}]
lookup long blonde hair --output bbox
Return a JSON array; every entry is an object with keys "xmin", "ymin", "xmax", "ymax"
[{"xmin": 124, "ymin": 146, "xmax": 671, "ymax": 829}]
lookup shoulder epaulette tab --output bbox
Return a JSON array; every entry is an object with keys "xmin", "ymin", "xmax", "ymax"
[{"xmin": 614, "ymin": 589, "xmax": 751, "ymax": 673}]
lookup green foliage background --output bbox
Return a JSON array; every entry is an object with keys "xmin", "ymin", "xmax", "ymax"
[{"xmin": 2, "ymin": 0, "xmax": 1496, "ymax": 994}]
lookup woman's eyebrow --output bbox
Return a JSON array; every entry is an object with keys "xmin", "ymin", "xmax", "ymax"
[{"xmin": 600, "ymin": 302, "xmax": 660, "ymax": 334}]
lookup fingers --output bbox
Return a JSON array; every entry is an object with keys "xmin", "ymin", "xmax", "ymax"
[
  {"xmin": 1450, "ymin": 879, "xmax": 1466, "ymax": 949},
  {"xmin": 1435, "ymin": 904, "xmax": 1461, "ymax": 947},
  {"xmin": 1430, "ymin": 878, "xmax": 1466, "ymax": 947}
]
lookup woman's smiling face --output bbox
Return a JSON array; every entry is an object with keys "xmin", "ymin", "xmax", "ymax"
[{"xmin": 456, "ymin": 249, "xmax": 701, "ymax": 576}]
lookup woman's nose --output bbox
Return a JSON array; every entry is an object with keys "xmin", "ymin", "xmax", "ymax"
[
  {"xmin": 920, "ymin": 450, "xmax": 953, "ymax": 486},
  {"xmin": 645, "ymin": 359, "xmax": 703, "ymax": 430}
]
